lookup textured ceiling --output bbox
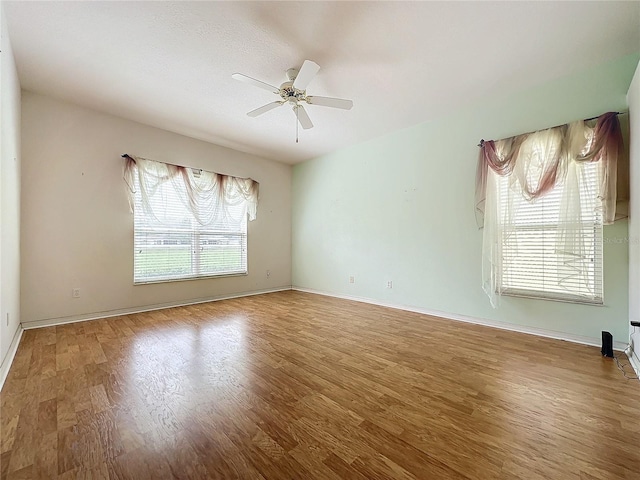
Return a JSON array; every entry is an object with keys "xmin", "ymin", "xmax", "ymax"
[{"xmin": 4, "ymin": 1, "xmax": 640, "ymax": 164}]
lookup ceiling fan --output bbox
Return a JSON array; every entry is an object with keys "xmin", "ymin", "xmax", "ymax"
[{"xmin": 232, "ymin": 60, "xmax": 353, "ymax": 140}]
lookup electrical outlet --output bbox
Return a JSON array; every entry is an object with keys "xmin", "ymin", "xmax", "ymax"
[
  {"xmin": 349, "ymin": 276, "xmax": 355, "ymax": 284},
  {"xmin": 631, "ymin": 321, "xmax": 640, "ymax": 328},
  {"xmin": 72, "ymin": 288, "xmax": 80, "ymax": 298},
  {"xmin": 386, "ymin": 281, "xmax": 393, "ymax": 289}
]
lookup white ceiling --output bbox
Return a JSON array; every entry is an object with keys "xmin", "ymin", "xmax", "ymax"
[{"xmin": 4, "ymin": 1, "xmax": 640, "ymax": 164}]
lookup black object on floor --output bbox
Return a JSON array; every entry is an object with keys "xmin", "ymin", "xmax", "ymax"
[{"xmin": 601, "ymin": 331, "xmax": 614, "ymax": 358}]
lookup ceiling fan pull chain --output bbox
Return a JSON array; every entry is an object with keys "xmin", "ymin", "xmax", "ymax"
[{"xmin": 296, "ymin": 106, "xmax": 299, "ymax": 143}]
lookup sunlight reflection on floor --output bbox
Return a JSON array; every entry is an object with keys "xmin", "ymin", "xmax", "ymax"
[{"xmin": 126, "ymin": 315, "xmax": 250, "ymax": 448}]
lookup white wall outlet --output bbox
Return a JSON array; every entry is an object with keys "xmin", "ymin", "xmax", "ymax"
[
  {"xmin": 266, "ymin": 270, "xmax": 271, "ymax": 278},
  {"xmin": 72, "ymin": 288, "xmax": 80, "ymax": 298},
  {"xmin": 349, "ymin": 276, "xmax": 355, "ymax": 284},
  {"xmin": 387, "ymin": 281, "xmax": 393, "ymax": 289}
]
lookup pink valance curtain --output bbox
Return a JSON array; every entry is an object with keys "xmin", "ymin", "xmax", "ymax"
[
  {"xmin": 475, "ymin": 112, "xmax": 625, "ymax": 228},
  {"xmin": 123, "ymin": 155, "xmax": 259, "ymax": 224}
]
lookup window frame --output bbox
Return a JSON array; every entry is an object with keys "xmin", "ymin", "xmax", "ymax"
[{"xmin": 132, "ymin": 171, "xmax": 249, "ymax": 285}]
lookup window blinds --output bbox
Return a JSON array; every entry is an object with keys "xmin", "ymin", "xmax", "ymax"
[
  {"xmin": 133, "ymin": 170, "xmax": 248, "ymax": 284},
  {"xmin": 496, "ymin": 161, "xmax": 603, "ymax": 304}
]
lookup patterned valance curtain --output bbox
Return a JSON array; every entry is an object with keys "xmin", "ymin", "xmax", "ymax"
[
  {"xmin": 474, "ymin": 112, "xmax": 626, "ymax": 307},
  {"xmin": 123, "ymin": 155, "xmax": 259, "ymax": 224}
]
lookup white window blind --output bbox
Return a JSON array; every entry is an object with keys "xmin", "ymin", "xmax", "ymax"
[
  {"xmin": 133, "ymin": 170, "xmax": 248, "ymax": 284},
  {"xmin": 496, "ymin": 161, "xmax": 603, "ymax": 304}
]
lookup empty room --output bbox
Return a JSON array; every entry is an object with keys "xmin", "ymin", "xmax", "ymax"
[{"xmin": 1, "ymin": 1, "xmax": 640, "ymax": 479}]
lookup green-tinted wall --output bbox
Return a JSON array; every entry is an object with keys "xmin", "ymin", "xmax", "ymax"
[{"xmin": 292, "ymin": 53, "xmax": 639, "ymax": 344}]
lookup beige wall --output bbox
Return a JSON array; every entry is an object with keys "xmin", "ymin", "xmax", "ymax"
[
  {"xmin": 0, "ymin": 4, "xmax": 22, "ymax": 378},
  {"xmin": 628, "ymin": 60, "xmax": 640, "ymax": 367},
  {"xmin": 21, "ymin": 92, "xmax": 292, "ymax": 326}
]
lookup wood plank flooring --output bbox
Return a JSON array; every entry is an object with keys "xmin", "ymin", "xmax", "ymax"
[{"xmin": 1, "ymin": 290, "xmax": 639, "ymax": 479}]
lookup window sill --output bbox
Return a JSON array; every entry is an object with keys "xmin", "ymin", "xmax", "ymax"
[
  {"xmin": 134, "ymin": 271, "xmax": 248, "ymax": 285},
  {"xmin": 501, "ymin": 288, "xmax": 603, "ymax": 306}
]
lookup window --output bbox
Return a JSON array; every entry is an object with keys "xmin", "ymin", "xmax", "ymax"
[
  {"xmin": 494, "ymin": 159, "xmax": 603, "ymax": 304},
  {"xmin": 132, "ymin": 167, "xmax": 250, "ymax": 284},
  {"xmin": 478, "ymin": 112, "xmax": 622, "ymax": 308}
]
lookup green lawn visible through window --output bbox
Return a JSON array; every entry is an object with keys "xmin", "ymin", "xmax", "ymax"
[{"xmin": 134, "ymin": 241, "xmax": 246, "ymax": 283}]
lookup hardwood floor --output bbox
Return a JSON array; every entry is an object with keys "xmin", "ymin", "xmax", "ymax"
[{"xmin": 1, "ymin": 291, "xmax": 639, "ymax": 479}]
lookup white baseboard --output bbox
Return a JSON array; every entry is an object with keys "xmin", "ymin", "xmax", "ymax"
[
  {"xmin": 629, "ymin": 349, "xmax": 640, "ymax": 377},
  {"xmin": 293, "ymin": 286, "xmax": 628, "ymax": 351},
  {"xmin": 21, "ymin": 286, "xmax": 292, "ymax": 330},
  {"xmin": 0, "ymin": 325, "xmax": 24, "ymax": 391}
]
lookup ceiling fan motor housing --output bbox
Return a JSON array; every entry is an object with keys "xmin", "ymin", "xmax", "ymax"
[{"xmin": 279, "ymin": 81, "xmax": 306, "ymax": 104}]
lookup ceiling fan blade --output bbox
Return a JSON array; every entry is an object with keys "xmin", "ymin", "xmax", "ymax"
[
  {"xmin": 247, "ymin": 101, "xmax": 285, "ymax": 117},
  {"xmin": 293, "ymin": 105, "xmax": 313, "ymax": 130},
  {"xmin": 306, "ymin": 96, "xmax": 353, "ymax": 110},
  {"xmin": 232, "ymin": 73, "xmax": 280, "ymax": 94},
  {"xmin": 292, "ymin": 60, "xmax": 320, "ymax": 90}
]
